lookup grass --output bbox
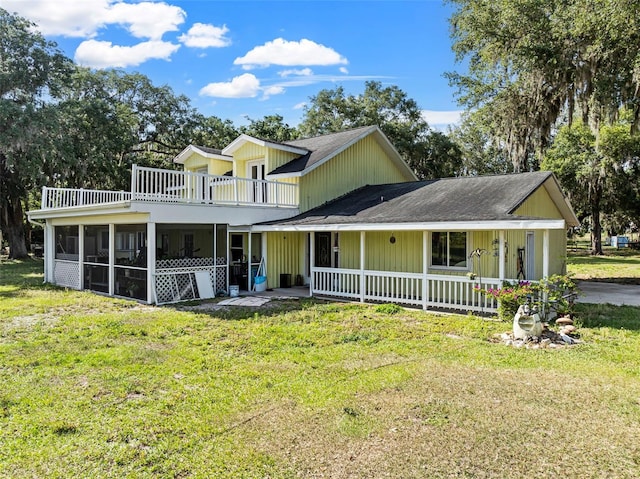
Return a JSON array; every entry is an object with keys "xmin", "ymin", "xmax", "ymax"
[
  {"xmin": 567, "ymin": 249, "xmax": 640, "ymax": 284},
  {"xmin": 1, "ymin": 259, "xmax": 640, "ymax": 478}
]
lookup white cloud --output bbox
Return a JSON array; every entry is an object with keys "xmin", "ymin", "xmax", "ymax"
[
  {"xmin": 293, "ymin": 102, "xmax": 307, "ymax": 110},
  {"xmin": 278, "ymin": 68, "xmax": 313, "ymax": 78},
  {"xmin": 339, "ymin": 67, "xmax": 349, "ymax": 74},
  {"xmin": 234, "ymin": 38, "xmax": 348, "ymax": 70},
  {"xmin": 74, "ymin": 39, "xmax": 180, "ymax": 68},
  {"xmin": 0, "ymin": 0, "xmax": 185, "ymax": 39},
  {"xmin": 261, "ymin": 85, "xmax": 286, "ymax": 100},
  {"xmin": 178, "ymin": 22, "xmax": 231, "ymax": 48},
  {"xmin": 105, "ymin": 2, "xmax": 185, "ymax": 40},
  {"xmin": 422, "ymin": 110, "xmax": 463, "ymax": 128},
  {"xmin": 199, "ymin": 73, "xmax": 261, "ymax": 98},
  {"xmin": 0, "ymin": 0, "xmax": 111, "ymax": 37}
]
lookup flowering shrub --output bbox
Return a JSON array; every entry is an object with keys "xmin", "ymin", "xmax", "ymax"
[
  {"xmin": 475, "ymin": 280, "xmax": 535, "ymax": 321},
  {"xmin": 475, "ymin": 275, "xmax": 577, "ymax": 321}
]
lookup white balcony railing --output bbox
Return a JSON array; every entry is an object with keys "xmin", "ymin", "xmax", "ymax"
[
  {"xmin": 312, "ymin": 267, "xmax": 501, "ymax": 313},
  {"xmin": 41, "ymin": 186, "xmax": 131, "ymax": 209},
  {"xmin": 131, "ymin": 165, "xmax": 298, "ymax": 207},
  {"xmin": 40, "ymin": 165, "xmax": 299, "ymax": 210}
]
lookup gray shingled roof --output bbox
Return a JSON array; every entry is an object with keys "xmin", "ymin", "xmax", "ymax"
[
  {"xmin": 264, "ymin": 171, "xmax": 558, "ymax": 226},
  {"xmin": 269, "ymin": 126, "xmax": 377, "ymax": 175},
  {"xmin": 194, "ymin": 145, "xmax": 224, "ymax": 155}
]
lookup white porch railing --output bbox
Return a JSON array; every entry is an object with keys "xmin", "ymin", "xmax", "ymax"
[
  {"xmin": 42, "ymin": 186, "xmax": 131, "ymax": 209},
  {"xmin": 312, "ymin": 267, "xmax": 501, "ymax": 313},
  {"xmin": 40, "ymin": 165, "xmax": 299, "ymax": 210},
  {"xmin": 131, "ymin": 165, "xmax": 298, "ymax": 207}
]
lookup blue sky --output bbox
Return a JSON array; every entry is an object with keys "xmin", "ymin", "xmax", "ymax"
[{"xmin": 1, "ymin": 0, "xmax": 466, "ymax": 129}]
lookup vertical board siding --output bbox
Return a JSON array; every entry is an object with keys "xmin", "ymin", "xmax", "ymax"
[
  {"xmin": 299, "ymin": 136, "xmax": 412, "ymax": 212},
  {"xmin": 364, "ymin": 231, "xmax": 423, "ymax": 273},
  {"xmin": 266, "ymin": 148, "xmax": 299, "ymax": 172},
  {"xmin": 266, "ymin": 232, "xmax": 304, "ymax": 288}
]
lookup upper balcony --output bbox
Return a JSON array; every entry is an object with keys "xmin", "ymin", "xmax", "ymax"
[{"xmin": 40, "ymin": 165, "xmax": 299, "ymax": 211}]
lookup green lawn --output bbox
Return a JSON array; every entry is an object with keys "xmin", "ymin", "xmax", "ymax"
[
  {"xmin": 1, "ymin": 259, "xmax": 640, "ymax": 478},
  {"xmin": 567, "ymin": 249, "xmax": 640, "ymax": 284}
]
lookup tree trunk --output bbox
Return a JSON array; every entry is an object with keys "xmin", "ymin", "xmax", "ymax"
[
  {"xmin": 590, "ymin": 190, "xmax": 603, "ymax": 255},
  {"xmin": 0, "ymin": 197, "xmax": 29, "ymax": 259}
]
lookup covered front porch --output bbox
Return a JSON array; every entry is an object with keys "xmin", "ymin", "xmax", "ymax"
[{"xmin": 258, "ymin": 223, "xmax": 564, "ymax": 315}]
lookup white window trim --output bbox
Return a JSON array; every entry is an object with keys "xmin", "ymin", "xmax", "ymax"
[{"xmin": 429, "ymin": 231, "xmax": 471, "ymax": 271}]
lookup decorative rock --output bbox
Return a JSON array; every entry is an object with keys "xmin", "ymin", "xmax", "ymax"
[
  {"xmin": 556, "ymin": 317, "xmax": 574, "ymax": 326},
  {"xmin": 561, "ymin": 325, "xmax": 577, "ymax": 334}
]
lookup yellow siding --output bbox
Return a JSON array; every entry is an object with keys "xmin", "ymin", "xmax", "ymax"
[
  {"xmin": 233, "ymin": 143, "xmax": 265, "ymax": 178},
  {"xmin": 182, "ymin": 153, "xmax": 232, "ymax": 175},
  {"xmin": 266, "ymin": 148, "xmax": 299, "ymax": 172},
  {"xmin": 266, "ymin": 232, "xmax": 306, "ymax": 288},
  {"xmin": 299, "ymin": 135, "xmax": 412, "ymax": 212},
  {"xmin": 514, "ymin": 186, "xmax": 563, "ymax": 219},
  {"xmin": 363, "ymin": 231, "xmax": 423, "ymax": 273}
]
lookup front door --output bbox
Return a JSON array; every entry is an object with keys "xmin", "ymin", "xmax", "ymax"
[{"xmin": 314, "ymin": 232, "xmax": 332, "ymax": 268}]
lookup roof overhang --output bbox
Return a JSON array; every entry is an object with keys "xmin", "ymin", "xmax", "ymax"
[
  {"xmin": 222, "ymin": 134, "xmax": 309, "ymax": 156},
  {"xmin": 252, "ymin": 219, "xmax": 568, "ymax": 232},
  {"xmin": 173, "ymin": 145, "xmax": 233, "ymax": 165},
  {"xmin": 28, "ymin": 202, "xmax": 133, "ymax": 221},
  {"xmin": 542, "ymin": 176, "xmax": 580, "ymax": 227}
]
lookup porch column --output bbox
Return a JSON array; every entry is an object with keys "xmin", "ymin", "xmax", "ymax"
[
  {"xmin": 360, "ymin": 231, "xmax": 365, "ymax": 303},
  {"xmin": 422, "ymin": 230, "xmax": 428, "ymax": 310},
  {"xmin": 78, "ymin": 225, "xmax": 85, "ymax": 290},
  {"xmin": 45, "ymin": 222, "xmax": 55, "ymax": 283},
  {"xmin": 309, "ymin": 232, "xmax": 315, "ymax": 297},
  {"xmin": 108, "ymin": 224, "xmax": 115, "ymax": 296},
  {"xmin": 248, "ymin": 231, "xmax": 252, "ymax": 291},
  {"xmin": 261, "ymin": 232, "xmax": 267, "ymax": 279},
  {"xmin": 543, "ymin": 229, "xmax": 550, "ymax": 278},
  {"xmin": 147, "ymin": 222, "xmax": 156, "ymax": 304},
  {"xmin": 498, "ymin": 230, "xmax": 506, "ymax": 282}
]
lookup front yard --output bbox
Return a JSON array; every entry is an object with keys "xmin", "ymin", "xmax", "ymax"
[{"xmin": 1, "ymin": 259, "xmax": 639, "ymax": 478}]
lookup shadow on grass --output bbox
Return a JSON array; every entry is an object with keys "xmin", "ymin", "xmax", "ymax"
[{"xmin": 576, "ymin": 303, "xmax": 640, "ymax": 331}]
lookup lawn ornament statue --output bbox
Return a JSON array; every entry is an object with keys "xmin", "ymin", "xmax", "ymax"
[{"xmin": 513, "ymin": 299, "xmax": 542, "ymax": 340}]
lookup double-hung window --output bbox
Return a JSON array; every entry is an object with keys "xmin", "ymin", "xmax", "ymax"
[{"xmin": 431, "ymin": 232, "xmax": 468, "ymax": 269}]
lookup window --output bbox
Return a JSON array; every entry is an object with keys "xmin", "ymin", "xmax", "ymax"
[{"xmin": 431, "ymin": 232, "xmax": 468, "ymax": 268}]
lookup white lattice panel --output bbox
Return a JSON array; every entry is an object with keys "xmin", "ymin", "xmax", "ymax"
[
  {"xmin": 54, "ymin": 260, "xmax": 80, "ymax": 289},
  {"xmin": 154, "ymin": 272, "xmax": 198, "ymax": 304},
  {"xmin": 156, "ymin": 257, "xmax": 218, "ymax": 269}
]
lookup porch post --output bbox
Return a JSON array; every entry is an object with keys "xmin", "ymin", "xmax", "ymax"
[
  {"xmin": 147, "ymin": 222, "xmax": 156, "ymax": 304},
  {"xmin": 498, "ymin": 230, "xmax": 506, "ymax": 282},
  {"xmin": 45, "ymin": 222, "xmax": 55, "ymax": 283},
  {"xmin": 78, "ymin": 225, "xmax": 85, "ymax": 290},
  {"xmin": 543, "ymin": 229, "xmax": 550, "ymax": 278},
  {"xmin": 108, "ymin": 224, "xmax": 115, "ymax": 296},
  {"xmin": 360, "ymin": 231, "xmax": 365, "ymax": 303},
  {"xmin": 309, "ymin": 232, "xmax": 315, "ymax": 297},
  {"xmin": 248, "ymin": 231, "xmax": 253, "ymax": 291},
  {"xmin": 261, "ymin": 232, "xmax": 267, "ymax": 281},
  {"xmin": 422, "ymin": 230, "xmax": 428, "ymax": 310}
]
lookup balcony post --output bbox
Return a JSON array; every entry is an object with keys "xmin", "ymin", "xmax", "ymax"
[{"xmin": 130, "ymin": 164, "xmax": 137, "ymax": 200}]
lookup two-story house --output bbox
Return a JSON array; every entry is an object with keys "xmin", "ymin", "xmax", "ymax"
[{"xmin": 28, "ymin": 125, "xmax": 579, "ymax": 313}]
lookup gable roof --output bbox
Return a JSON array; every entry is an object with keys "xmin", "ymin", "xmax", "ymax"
[
  {"xmin": 173, "ymin": 145, "xmax": 232, "ymax": 165},
  {"xmin": 256, "ymin": 171, "xmax": 579, "ymax": 230},
  {"xmin": 268, "ymin": 126, "xmax": 417, "ymax": 180},
  {"xmin": 221, "ymin": 134, "xmax": 309, "ymax": 156}
]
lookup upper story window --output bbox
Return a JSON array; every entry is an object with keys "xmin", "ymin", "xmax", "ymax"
[{"xmin": 431, "ymin": 232, "xmax": 468, "ymax": 269}]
